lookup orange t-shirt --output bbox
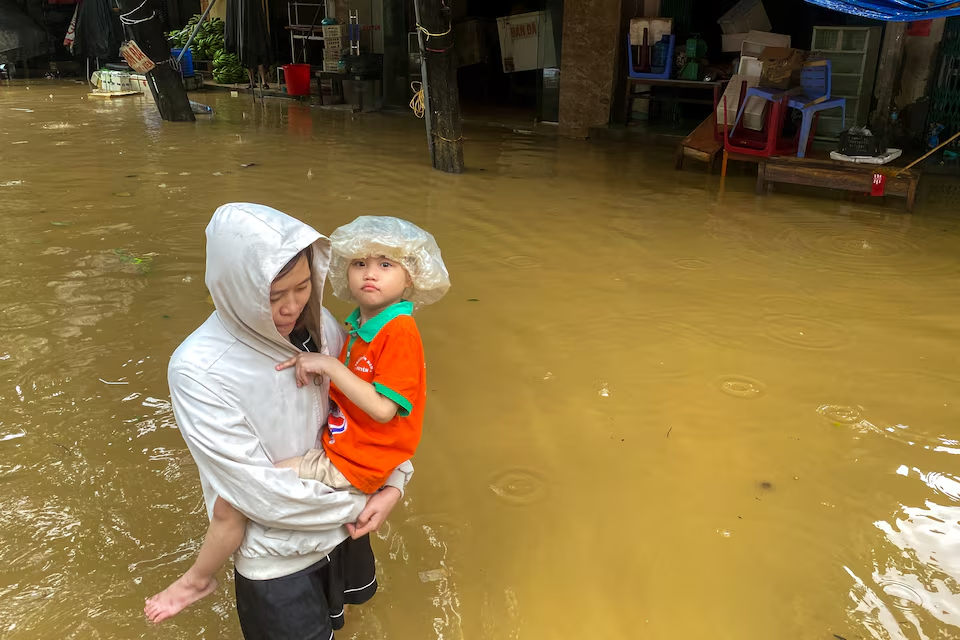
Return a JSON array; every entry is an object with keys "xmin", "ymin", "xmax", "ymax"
[{"xmin": 322, "ymin": 301, "xmax": 426, "ymax": 494}]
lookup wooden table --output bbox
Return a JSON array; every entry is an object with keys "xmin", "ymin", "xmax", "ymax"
[
  {"xmin": 757, "ymin": 156, "xmax": 921, "ymax": 212},
  {"xmin": 623, "ymin": 78, "xmax": 726, "ymax": 125}
]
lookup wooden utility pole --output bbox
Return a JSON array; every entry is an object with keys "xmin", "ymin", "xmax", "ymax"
[
  {"xmin": 117, "ymin": 0, "xmax": 195, "ymax": 122},
  {"xmin": 414, "ymin": 0, "xmax": 464, "ymax": 173},
  {"xmin": 870, "ymin": 21, "xmax": 906, "ymax": 137}
]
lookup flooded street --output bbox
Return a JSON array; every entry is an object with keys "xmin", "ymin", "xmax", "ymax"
[{"xmin": 2, "ymin": 81, "xmax": 960, "ymax": 640}]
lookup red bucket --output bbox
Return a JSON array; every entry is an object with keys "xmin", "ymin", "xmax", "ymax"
[{"xmin": 282, "ymin": 64, "xmax": 311, "ymax": 96}]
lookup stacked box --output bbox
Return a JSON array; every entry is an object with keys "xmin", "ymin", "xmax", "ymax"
[
  {"xmin": 719, "ymin": 0, "xmax": 771, "ymax": 35},
  {"xmin": 322, "ymin": 24, "xmax": 349, "ymax": 39},
  {"xmin": 323, "ymin": 23, "xmax": 346, "ymax": 73},
  {"xmin": 719, "ymin": 0, "xmax": 777, "ymax": 52}
]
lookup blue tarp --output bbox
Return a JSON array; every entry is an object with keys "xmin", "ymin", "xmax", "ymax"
[{"xmin": 806, "ymin": 0, "xmax": 960, "ymax": 21}]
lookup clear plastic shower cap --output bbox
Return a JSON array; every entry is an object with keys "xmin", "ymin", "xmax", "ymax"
[{"xmin": 328, "ymin": 216, "xmax": 451, "ymax": 307}]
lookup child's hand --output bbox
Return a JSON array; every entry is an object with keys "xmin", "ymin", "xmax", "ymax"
[{"xmin": 275, "ymin": 353, "xmax": 341, "ymax": 388}]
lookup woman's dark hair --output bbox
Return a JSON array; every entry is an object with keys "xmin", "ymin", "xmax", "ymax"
[
  {"xmin": 274, "ymin": 246, "xmax": 317, "ymax": 336},
  {"xmin": 275, "ymin": 246, "xmax": 313, "ymax": 281}
]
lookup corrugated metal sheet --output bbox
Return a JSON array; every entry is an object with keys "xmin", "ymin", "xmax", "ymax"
[{"xmin": 806, "ymin": 0, "xmax": 960, "ymax": 21}]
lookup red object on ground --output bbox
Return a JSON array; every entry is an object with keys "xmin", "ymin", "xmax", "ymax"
[
  {"xmin": 872, "ymin": 173, "xmax": 886, "ymax": 196},
  {"xmin": 282, "ymin": 64, "xmax": 311, "ymax": 96}
]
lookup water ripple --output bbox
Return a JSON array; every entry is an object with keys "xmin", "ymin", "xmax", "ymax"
[{"xmin": 489, "ymin": 468, "xmax": 547, "ymax": 506}]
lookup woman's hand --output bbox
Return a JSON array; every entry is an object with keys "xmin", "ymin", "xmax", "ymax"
[
  {"xmin": 346, "ymin": 487, "xmax": 401, "ymax": 539},
  {"xmin": 276, "ymin": 353, "xmax": 341, "ymax": 387}
]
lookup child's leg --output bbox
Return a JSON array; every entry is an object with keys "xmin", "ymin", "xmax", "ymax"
[
  {"xmin": 144, "ymin": 497, "xmax": 247, "ymax": 624},
  {"xmin": 274, "ymin": 455, "xmax": 303, "ymax": 471},
  {"xmin": 298, "ymin": 448, "xmax": 358, "ymax": 491}
]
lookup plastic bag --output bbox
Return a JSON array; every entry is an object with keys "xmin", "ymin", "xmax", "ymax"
[{"xmin": 328, "ymin": 216, "xmax": 450, "ymax": 308}]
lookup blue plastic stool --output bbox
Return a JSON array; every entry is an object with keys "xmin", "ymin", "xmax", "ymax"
[{"xmin": 626, "ymin": 33, "xmax": 675, "ymax": 80}]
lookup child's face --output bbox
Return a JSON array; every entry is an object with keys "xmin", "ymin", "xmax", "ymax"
[{"xmin": 348, "ymin": 255, "xmax": 412, "ymax": 312}]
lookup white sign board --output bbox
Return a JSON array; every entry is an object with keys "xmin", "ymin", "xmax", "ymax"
[{"xmin": 496, "ymin": 11, "xmax": 557, "ymax": 73}]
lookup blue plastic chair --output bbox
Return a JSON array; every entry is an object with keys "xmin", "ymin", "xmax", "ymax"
[
  {"xmin": 734, "ymin": 59, "xmax": 846, "ymax": 158},
  {"xmin": 626, "ymin": 33, "xmax": 675, "ymax": 80}
]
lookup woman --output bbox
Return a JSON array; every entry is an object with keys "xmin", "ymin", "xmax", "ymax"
[{"xmin": 165, "ymin": 203, "xmax": 412, "ymax": 638}]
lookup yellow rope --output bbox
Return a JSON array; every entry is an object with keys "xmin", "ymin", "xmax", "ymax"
[
  {"xmin": 433, "ymin": 131, "xmax": 463, "ymax": 143},
  {"xmin": 416, "ymin": 22, "xmax": 451, "ymax": 39},
  {"xmin": 409, "ymin": 81, "xmax": 424, "ymax": 118}
]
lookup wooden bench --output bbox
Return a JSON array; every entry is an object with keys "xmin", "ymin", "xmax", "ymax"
[
  {"xmin": 757, "ymin": 155, "xmax": 921, "ymax": 212},
  {"xmin": 675, "ymin": 114, "xmax": 722, "ymax": 172}
]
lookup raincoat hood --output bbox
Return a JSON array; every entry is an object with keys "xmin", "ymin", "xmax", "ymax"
[{"xmin": 205, "ymin": 202, "xmax": 331, "ymax": 356}]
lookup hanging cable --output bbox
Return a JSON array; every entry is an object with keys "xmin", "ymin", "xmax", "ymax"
[{"xmin": 119, "ymin": 0, "xmax": 156, "ymax": 25}]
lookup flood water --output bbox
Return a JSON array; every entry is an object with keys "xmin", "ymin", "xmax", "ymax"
[{"xmin": 1, "ymin": 81, "xmax": 959, "ymax": 640}]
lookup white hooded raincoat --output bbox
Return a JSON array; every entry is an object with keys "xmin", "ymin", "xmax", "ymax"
[{"xmin": 168, "ymin": 203, "xmax": 412, "ymax": 580}]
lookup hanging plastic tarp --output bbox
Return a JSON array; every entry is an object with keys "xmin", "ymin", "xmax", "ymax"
[
  {"xmin": 225, "ymin": 0, "xmax": 271, "ymax": 69},
  {"xmin": 806, "ymin": 0, "xmax": 960, "ymax": 21},
  {"xmin": 74, "ymin": 0, "xmax": 123, "ymax": 59},
  {"xmin": 0, "ymin": 0, "xmax": 50, "ymax": 63}
]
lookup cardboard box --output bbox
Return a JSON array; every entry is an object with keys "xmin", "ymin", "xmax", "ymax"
[
  {"xmin": 717, "ymin": 73, "xmax": 772, "ymax": 132},
  {"xmin": 741, "ymin": 31, "xmax": 791, "ymax": 58},
  {"xmin": 738, "ymin": 55, "xmax": 762, "ymax": 77},
  {"xmin": 129, "ymin": 73, "xmax": 149, "ymax": 93},
  {"xmin": 758, "ymin": 47, "xmax": 807, "ymax": 89},
  {"xmin": 497, "ymin": 10, "xmax": 557, "ymax": 73},
  {"xmin": 629, "ymin": 17, "xmax": 673, "ymax": 46},
  {"xmin": 718, "ymin": 0, "xmax": 771, "ymax": 35},
  {"xmin": 722, "ymin": 30, "xmax": 790, "ymax": 53},
  {"xmin": 722, "ymin": 33, "xmax": 749, "ymax": 52},
  {"xmin": 733, "ymin": 57, "xmax": 766, "ymax": 130},
  {"xmin": 99, "ymin": 69, "xmax": 133, "ymax": 92},
  {"xmin": 716, "ymin": 73, "xmax": 759, "ymax": 129}
]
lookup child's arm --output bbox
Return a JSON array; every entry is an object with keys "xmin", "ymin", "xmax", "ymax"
[{"xmin": 276, "ymin": 354, "xmax": 400, "ymax": 423}]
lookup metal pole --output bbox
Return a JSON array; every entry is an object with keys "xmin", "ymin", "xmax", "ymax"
[
  {"xmin": 177, "ymin": 0, "xmax": 219, "ymax": 62},
  {"xmin": 412, "ymin": 0, "xmax": 433, "ymax": 158}
]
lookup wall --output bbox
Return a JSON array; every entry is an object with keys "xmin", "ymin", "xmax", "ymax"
[
  {"xmin": 557, "ymin": 0, "xmax": 622, "ymax": 137},
  {"xmin": 201, "ymin": 0, "xmax": 227, "ymax": 23},
  {"xmin": 898, "ymin": 18, "xmax": 946, "ymax": 109}
]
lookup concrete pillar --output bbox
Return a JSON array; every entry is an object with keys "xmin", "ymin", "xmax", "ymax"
[
  {"xmin": 871, "ymin": 22, "xmax": 907, "ymax": 135},
  {"xmin": 558, "ymin": 0, "xmax": 622, "ymax": 138},
  {"xmin": 898, "ymin": 18, "xmax": 947, "ymax": 109}
]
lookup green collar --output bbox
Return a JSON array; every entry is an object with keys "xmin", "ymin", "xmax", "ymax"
[{"xmin": 345, "ymin": 300, "xmax": 414, "ymax": 342}]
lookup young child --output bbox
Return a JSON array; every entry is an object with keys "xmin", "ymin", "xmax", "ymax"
[{"xmin": 145, "ymin": 215, "xmax": 449, "ymax": 624}]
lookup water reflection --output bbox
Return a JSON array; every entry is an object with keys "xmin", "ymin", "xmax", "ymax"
[
  {"xmin": 847, "ymin": 490, "xmax": 960, "ymax": 639},
  {"xmin": 1, "ymin": 80, "xmax": 960, "ymax": 639}
]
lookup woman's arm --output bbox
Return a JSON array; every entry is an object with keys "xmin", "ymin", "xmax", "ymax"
[
  {"xmin": 171, "ymin": 367, "xmax": 366, "ymax": 531},
  {"xmin": 346, "ymin": 487, "xmax": 402, "ymax": 539}
]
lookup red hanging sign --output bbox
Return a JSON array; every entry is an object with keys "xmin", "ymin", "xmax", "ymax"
[
  {"xmin": 120, "ymin": 40, "xmax": 156, "ymax": 74},
  {"xmin": 871, "ymin": 173, "xmax": 886, "ymax": 196}
]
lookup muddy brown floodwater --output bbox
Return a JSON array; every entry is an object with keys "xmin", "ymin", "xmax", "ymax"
[{"xmin": 1, "ymin": 81, "xmax": 959, "ymax": 640}]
